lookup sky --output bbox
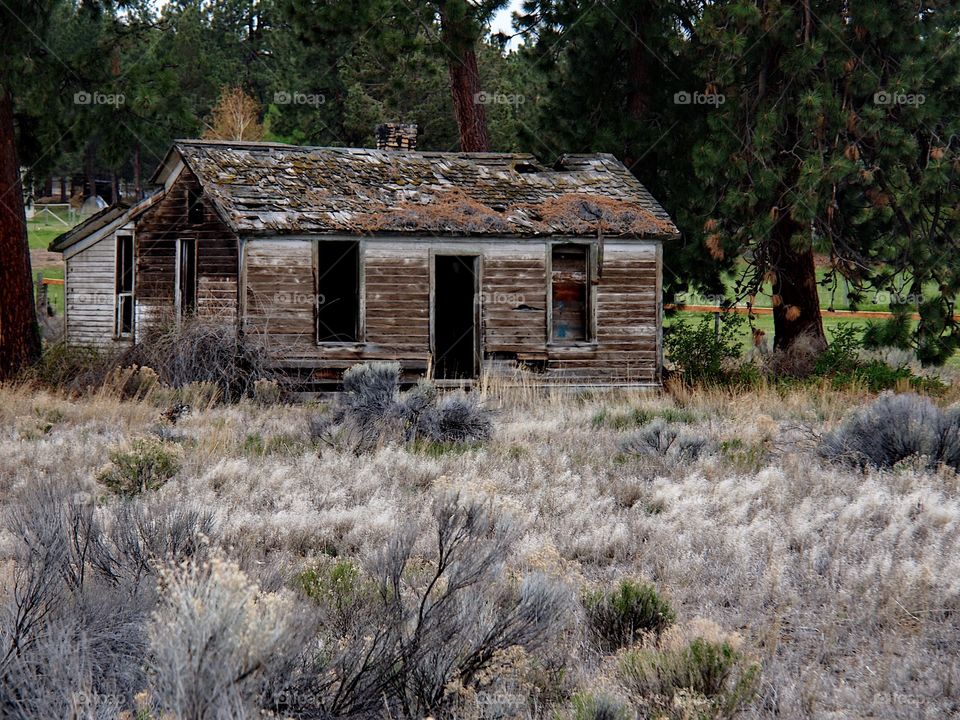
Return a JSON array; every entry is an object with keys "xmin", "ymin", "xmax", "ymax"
[{"xmin": 489, "ymin": 0, "xmax": 525, "ymax": 45}]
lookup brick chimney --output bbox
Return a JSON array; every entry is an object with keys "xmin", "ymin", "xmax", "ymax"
[{"xmin": 376, "ymin": 123, "xmax": 418, "ymax": 151}]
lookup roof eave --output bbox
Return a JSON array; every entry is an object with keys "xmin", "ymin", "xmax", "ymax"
[{"xmin": 48, "ymin": 192, "xmax": 164, "ymax": 253}]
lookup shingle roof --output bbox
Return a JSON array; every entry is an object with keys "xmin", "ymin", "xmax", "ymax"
[
  {"xmin": 49, "ymin": 203, "xmax": 130, "ymax": 252},
  {"xmin": 166, "ymin": 140, "xmax": 679, "ymax": 239},
  {"xmin": 49, "ymin": 193, "xmax": 164, "ymax": 252}
]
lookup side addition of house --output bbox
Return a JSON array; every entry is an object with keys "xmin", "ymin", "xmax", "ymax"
[{"xmin": 51, "ymin": 134, "xmax": 680, "ymax": 387}]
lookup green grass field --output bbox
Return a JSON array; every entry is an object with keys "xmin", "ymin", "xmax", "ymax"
[
  {"xmin": 671, "ymin": 261, "xmax": 959, "ymax": 368},
  {"xmin": 28, "ymin": 209, "xmax": 72, "ymax": 317}
]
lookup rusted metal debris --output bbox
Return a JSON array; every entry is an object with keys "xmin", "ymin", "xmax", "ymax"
[{"xmin": 173, "ymin": 140, "xmax": 680, "ymax": 238}]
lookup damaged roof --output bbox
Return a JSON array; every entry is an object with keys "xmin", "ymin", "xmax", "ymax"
[
  {"xmin": 49, "ymin": 192, "xmax": 164, "ymax": 252},
  {"xmin": 159, "ymin": 140, "xmax": 679, "ymax": 239}
]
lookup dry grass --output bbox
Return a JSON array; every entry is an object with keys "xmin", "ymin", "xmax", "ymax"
[{"xmin": 1, "ymin": 380, "xmax": 958, "ymax": 718}]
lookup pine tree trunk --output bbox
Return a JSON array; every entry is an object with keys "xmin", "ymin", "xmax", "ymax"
[
  {"xmin": 623, "ymin": 26, "xmax": 658, "ymax": 183},
  {"xmin": 0, "ymin": 86, "xmax": 41, "ymax": 380},
  {"xmin": 438, "ymin": 1, "xmax": 490, "ymax": 152},
  {"xmin": 84, "ymin": 142, "xmax": 96, "ymax": 200},
  {"xmin": 133, "ymin": 143, "xmax": 142, "ymax": 200},
  {"xmin": 769, "ymin": 215, "xmax": 826, "ymax": 352}
]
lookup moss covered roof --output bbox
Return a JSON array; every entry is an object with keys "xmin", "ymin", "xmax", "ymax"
[{"xmin": 165, "ymin": 140, "xmax": 679, "ymax": 239}]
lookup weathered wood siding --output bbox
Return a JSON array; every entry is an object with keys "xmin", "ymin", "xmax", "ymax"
[
  {"xmin": 546, "ymin": 242, "xmax": 659, "ymax": 383},
  {"xmin": 64, "ymin": 234, "xmax": 123, "ymax": 348},
  {"xmin": 364, "ymin": 244, "xmax": 429, "ymax": 354},
  {"xmin": 135, "ymin": 168, "xmax": 237, "ymax": 335},
  {"xmin": 242, "ymin": 237, "xmax": 660, "ymax": 384},
  {"xmin": 243, "ymin": 239, "xmax": 432, "ymax": 378},
  {"xmin": 482, "ymin": 245, "xmax": 548, "ymax": 355}
]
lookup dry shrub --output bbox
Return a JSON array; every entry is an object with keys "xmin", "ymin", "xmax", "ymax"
[
  {"xmin": 763, "ymin": 333, "xmax": 827, "ymax": 378},
  {"xmin": 620, "ymin": 420, "xmax": 709, "ymax": 461},
  {"xmin": 0, "ymin": 481, "xmax": 217, "ymax": 719},
  {"xmin": 19, "ymin": 342, "xmax": 118, "ymax": 395},
  {"xmin": 120, "ymin": 319, "xmax": 278, "ymax": 402},
  {"xmin": 571, "ymin": 692, "xmax": 631, "ymax": 720},
  {"xmin": 148, "ymin": 554, "xmax": 299, "ymax": 720},
  {"xmin": 316, "ymin": 363, "xmax": 493, "ymax": 453},
  {"xmin": 97, "ymin": 437, "xmax": 182, "ymax": 496},
  {"xmin": 584, "ymin": 579, "xmax": 675, "ymax": 651},
  {"xmin": 283, "ymin": 493, "xmax": 570, "ymax": 718},
  {"xmin": 618, "ymin": 619, "xmax": 760, "ymax": 719},
  {"xmin": 821, "ymin": 392, "xmax": 960, "ymax": 470}
]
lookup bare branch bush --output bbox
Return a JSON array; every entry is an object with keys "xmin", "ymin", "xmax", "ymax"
[
  {"xmin": 284, "ymin": 493, "xmax": 571, "ymax": 718},
  {"xmin": 821, "ymin": 392, "xmax": 960, "ymax": 470},
  {"xmin": 119, "ymin": 319, "xmax": 280, "ymax": 402},
  {"xmin": 147, "ymin": 554, "xmax": 303, "ymax": 720},
  {"xmin": 620, "ymin": 419, "xmax": 710, "ymax": 462},
  {"xmin": 0, "ymin": 480, "xmax": 217, "ymax": 719}
]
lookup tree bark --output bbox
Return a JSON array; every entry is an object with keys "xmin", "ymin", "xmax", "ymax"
[
  {"xmin": 622, "ymin": 8, "xmax": 657, "ymax": 185},
  {"xmin": 0, "ymin": 85, "xmax": 41, "ymax": 379},
  {"xmin": 133, "ymin": 143, "xmax": 142, "ymax": 200},
  {"xmin": 625, "ymin": 13, "xmax": 652, "ymax": 123},
  {"xmin": 84, "ymin": 141, "xmax": 96, "ymax": 200},
  {"xmin": 769, "ymin": 215, "xmax": 826, "ymax": 352},
  {"xmin": 437, "ymin": 0, "xmax": 490, "ymax": 152}
]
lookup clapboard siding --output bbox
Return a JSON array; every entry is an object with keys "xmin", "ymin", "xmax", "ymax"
[
  {"xmin": 135, "ymin": 168, "xmax": 238, "ymax": 335},
  {"xmin": 65, "ymin": 190, "xmax": 663, "ymax": 384},
  {"xmin": 242, "ymin": 239, "xmax": 431, "ymax": 378},
  {"xmin": 239, "ymin": 237, "xmax": 661, "ymax": 384},
  {"xmin": 545, "ymin": 243, "xmax": 659, "ymax": 384},
  {"xmin": 482, "ymin": 246, "xmax": 548, "ymax": 353},
  {"xmin": 365, "ymin": 244, "xmax": 430, "ymax": 348},
  {"xmin": 65, "ymin": 234, "xmax": 125, "ymax": 348}
]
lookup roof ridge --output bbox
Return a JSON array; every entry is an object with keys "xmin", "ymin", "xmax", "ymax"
[
  {"xmin": 176, "ymin": 139, "xmax": 558, "ymax": 162},
  {"xmin": 166, "ymin": 140, "xmax": 680, "ymax": 238}
]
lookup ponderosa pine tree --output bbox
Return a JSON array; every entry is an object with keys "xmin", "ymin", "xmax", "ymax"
[
  {"xmin": 693, "ymin": 0, "xmax": 960, "ymax": 359},
  {"xmin": 280, "ymin": 0, "xmax": 507, "ymax": 151},
  {"xmin": 515, "ymin": 0, "xmax": 728, "ymax": 300},
  {"xmin": 0, "ymin": 0, "xmax": 55, "ymax": 379},
  {"xmin": 431, "ymin": 0, "xmax": 506, "ymax": 151}
]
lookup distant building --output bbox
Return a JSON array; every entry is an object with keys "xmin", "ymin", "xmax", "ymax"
[{"xmin": 51, "ymin": 134, "xmax": 678, "ymax": 387}]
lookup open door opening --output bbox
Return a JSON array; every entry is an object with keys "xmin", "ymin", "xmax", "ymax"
[
  {"xmin": 434, "ymin": 255, "xmax": 478, "ymax": 379},
  {"xmin": 177, "ymin": 238, "xmax": 197, "ymax": 317}
]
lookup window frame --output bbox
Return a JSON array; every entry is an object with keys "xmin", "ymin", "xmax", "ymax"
[
  {"xmin": 114, "ymin": 230, "xmax": 135, "ymax": 339},
  {"xmin": 175, "ymin": 237, "xmax": 198, "ymax": 318},
  {"xmin": 546, "ymin": 240, "xmax": 598, "ymax": 346},
  {"xmin": 313, "ymin": 239, "xmax": 365, "ymax": 345}
]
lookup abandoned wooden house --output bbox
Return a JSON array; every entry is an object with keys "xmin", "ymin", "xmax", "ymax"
[{"xmin": 51, "ymin": 134, "xmax": 679, "ymax": 386}]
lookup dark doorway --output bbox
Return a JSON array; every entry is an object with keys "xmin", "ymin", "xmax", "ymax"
[
  {"xmin": 178, "ymin": 238, "xmax": 197, "ymax": 316},
  {"xmin": 434, "ymin": 255, "xmax": 478, "ymax": 379}
]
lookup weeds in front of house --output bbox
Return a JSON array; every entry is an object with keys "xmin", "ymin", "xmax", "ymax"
[
  {"xmin": 3, "ymin": 357, "xmax": 960, "ymax": 718},
  {"xmin": 312, "ymin": 363, "xmax": 493, "ymax": 454},
  {"xmin": 97, "ymin": 437, "xmax": 182, "ymax": 495},
  {"xmin": 667, "ymin": 317, "xmax": 951, "ymax": 394}
]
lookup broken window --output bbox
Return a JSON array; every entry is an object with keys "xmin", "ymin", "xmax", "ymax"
[
  {"xmin": 316, "ymin": 240, "xmax": 360, "ymax": 342},
  {"xmin": 177, "ymin": 238, "xmax": 197, "ymax": 316},
  {"xmin": 115, "ymin": 232, "xmax": 134, "ymax": 337},
  {"xmin": 187, "ymin": 188, "xmax": 204, "ymax": 224},
  {"xmin": 551, "ymin": 244, "xmax": 590, "ymax": 343}
]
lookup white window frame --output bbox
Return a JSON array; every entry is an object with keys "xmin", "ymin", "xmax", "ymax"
[{"xmin": 114, "ymin": 229, "xmax": 135, "ymax": 339}]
